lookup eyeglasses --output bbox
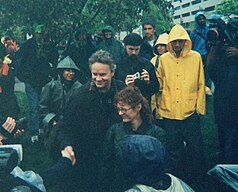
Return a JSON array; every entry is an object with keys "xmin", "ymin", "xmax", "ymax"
[{"xmin": 116, "ymin": 107, "xmax": 132, "ymax": 113}]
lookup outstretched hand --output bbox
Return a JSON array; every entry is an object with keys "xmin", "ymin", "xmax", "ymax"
[{"xmin": 62, "ymin": 146, "xmax": 76, "ymax": 165}]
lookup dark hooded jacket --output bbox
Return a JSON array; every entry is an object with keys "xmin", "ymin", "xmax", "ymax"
[
  {"xmin": 123, "ymin": 135, "xmax": 194, "ymax": 192},
  {"xmin": 97, "ymin": 25, "xmax": 124, "ymax": 64},
  {"xmin": 189, "ymin": 12, "xmax": 209, "ymax": 61},
  {"xmin": 39, "ymin": 56, "xmax": 82, "ymax": 128},
  {"xmin": 68, "ymin": 30, "xmax": 96, "ymax": 84},
  {"xmin": 101, "ymin": 122, "xmax": 166, "ymax": 192}
]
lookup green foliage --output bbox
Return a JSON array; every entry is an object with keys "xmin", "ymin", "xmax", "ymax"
[
  {"xmin": 216, "ymin": 0, "xmax": 238, "ymax": 15},
  {"xmin": 0, "ymin": 0, "xmax": 173, "ymax": 43}
]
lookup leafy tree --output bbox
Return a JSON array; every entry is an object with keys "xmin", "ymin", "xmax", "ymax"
[
  {"xmin": 216, "ymin": 0, "xmax": 238, "ymax": 15},
  {"xmin": 0, "ymin": 0, "xmax": 173, "ymax": 44}
]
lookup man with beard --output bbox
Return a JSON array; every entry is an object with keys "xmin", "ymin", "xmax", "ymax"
[
  {"xmin": 58, "ymin": 50, "xmax": 125, "ymax": 192},
  {"xmin": 115, "ymin": 33, "xmax": 159, "ymax": 104}
]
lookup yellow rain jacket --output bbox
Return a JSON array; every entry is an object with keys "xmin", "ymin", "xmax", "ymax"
[
  {"xmin": 150, "ymin": 33, "xmax": 168, "ymax": 119},
  {"xmin": 157, "ymin": 24, "xmax": 205, "ymax": 120}
]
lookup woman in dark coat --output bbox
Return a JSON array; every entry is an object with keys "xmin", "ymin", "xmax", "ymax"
[{"xmin": 101, "ymin": 86, "xmax": 166, "ymax": 192}]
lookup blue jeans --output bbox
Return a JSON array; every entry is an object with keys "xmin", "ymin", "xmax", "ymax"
[{"xmin": 25, "ymin": 83, "xmax": 42, "ymax": 135}]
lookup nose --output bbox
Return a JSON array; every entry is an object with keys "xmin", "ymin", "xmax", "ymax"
[{"xmin": 95, "ymin": 75, "xmax": 102, "ymax": 81}]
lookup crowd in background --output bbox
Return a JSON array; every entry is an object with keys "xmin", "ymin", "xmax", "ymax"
[{"xmin": 0, "ymin": 12, "xmax": 238, "ymax": 192}]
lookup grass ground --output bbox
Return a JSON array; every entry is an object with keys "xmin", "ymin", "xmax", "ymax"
[{"xmin": 15, "ymin": 92, "xmax": 222, "ymax": 191}]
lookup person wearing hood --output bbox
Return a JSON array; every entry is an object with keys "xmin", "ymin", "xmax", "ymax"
[
  {"xmin": 124, "ymin": 135, "xmax": 194, "ymax": 192},
  {"xmin": 97, "ymin": 25, "xmax": 124, "ymax": 64},
  {"xmin": 150, "ymin": 33, "xmax": 168, "ymax": 127},
  {"xmin": 189, "ymin": 11, "xmax": 212, "ymax": 95},
  {"xmin": 68, "ymin": 28, "xmax": 96, "ymax": 84},
  {"xmin": 157, "ymin": 24, "xmax": 206, "ymax": 189},
  {"xmin": 39, "ymin": 56, "xmax": 82, "ymax": 160}
]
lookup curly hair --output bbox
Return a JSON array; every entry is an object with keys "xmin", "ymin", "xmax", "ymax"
[
  {"xmin": 115, "ymin": 86, "xmax": 153, "ymax": 124},
  {"xmin": 88, "ymin": 50, "xmax": 116, "ymax": 71}
]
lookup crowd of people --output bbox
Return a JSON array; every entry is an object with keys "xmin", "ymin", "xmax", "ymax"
[{"xmin": 0, "ymin": 13, "xmax": 238, "ymax": 192}]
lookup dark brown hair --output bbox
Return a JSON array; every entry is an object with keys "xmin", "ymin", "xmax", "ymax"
[{"xmin": 115, "ymin": 86, "xmax": 153, "ymax": 124}]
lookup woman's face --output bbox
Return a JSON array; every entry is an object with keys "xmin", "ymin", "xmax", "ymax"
[
  {"xmin": 63, "ymin": 69, "xmax": 75, "ymax": 81},
  {"xmin": 156, "ymin": 44, "xmax": 167, "ymax": 55},
  {"xmin": 116, "ymin": 101, "xmax": 141, "ymax": 123}
]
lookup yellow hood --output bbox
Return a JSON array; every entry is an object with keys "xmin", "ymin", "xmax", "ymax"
[
  {"xmin": 153, "ymin": 33, "xmax": 168, "ymax": 56},
  {"xmin": 167, "ymin": 24, "xmax": 192, "ymax": 57}
]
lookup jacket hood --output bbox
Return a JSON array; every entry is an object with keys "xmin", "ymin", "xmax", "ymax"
[
  {"xmin": 194, "ymin": 11, "xmax": 209, "ymax": 38},
  {"xmin": 167, "ymin": 24, "xmax": 192, "ymax": 57},
  {"xmin": 57, "ymin": 56, "xmax": 80, "ymax": 72},
  {"xmin": 102, "ymin": 25, "xmax": 115, "ymax": 36},
  {"xmin": 122, "ymin": 135, "xmax": 166, "ymax": 186},
  {"xmin": 195, "ymin": 11, "xmax": 206, "ymax": 21},
  {"xmin": 153, "ymin": 33, "xmax": 168, "ymax": 55}
]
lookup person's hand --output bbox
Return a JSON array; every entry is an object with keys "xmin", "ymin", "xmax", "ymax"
[
  {"xmin": 2, "ymin": 117, "xmax": 16, "ymax": 134},
  {"xmin": 0, "ymin": 133, "xmax": 6, "ymax": 145},
  {"xmin": 14, "ymin": 129, "xmax": 24, "ymax": 138},
  {"xmin": 62, "ymin": 146, "xmax": 76, "ymax": 165},
  {"xmin": 125, "ymin": 75, "xmax": 135, "ymax": 86},
  {"xmin": 226, "ymin": 47, "xmax": 238, "ymax": 58},
  {"xmin": 141, "ymin": 69, "xmax": 150, "ymax": 84}
]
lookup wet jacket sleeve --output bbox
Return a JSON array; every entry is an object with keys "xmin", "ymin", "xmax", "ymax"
[
  {"xmin": 58, "ymin": 95, "xmax": 81, "ymax": 149},
  {"xmin": 39, "ymin": 82, "xmax": 56, "ymax": 126}
]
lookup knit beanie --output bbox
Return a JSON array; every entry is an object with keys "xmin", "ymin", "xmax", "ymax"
[
  {"xmin": 123, "ymin": 33, "xmax": 143, "ymax": 46},
  {"xmin": 142, "ymin": 17, "xmax": 156, "ymax": 28}
]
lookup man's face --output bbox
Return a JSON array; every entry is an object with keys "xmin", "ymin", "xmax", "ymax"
[
  {"xmin": 77, "ymin": 33, "xmax": 86, "ymax": 41},
  {"xmin": 104, "ymin": 30, "xmax": 112, "ymax": 39},
  {"xmin": 125, "ymin": 45, "xmax": 141, "ymax": 56},
  {"xmin": 91, "ymin": 62, "xmax": 114, "ymax": 92},
  {"xmin": 197, "ymin": 15, "xmax": 206, "ymax": 26},
  {"xmin": 143, "ymin": 24, "xmax": 155, "ymax": 39},
  {"xmin": 171, "ymin": 40, "xmax": 186, "ymax": 53}
]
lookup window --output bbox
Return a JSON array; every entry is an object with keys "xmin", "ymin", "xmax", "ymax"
[
  {"xmin": 182, "ymin": 3, "xmax": 190, "ymax": 8},
  {"xmin": 192, "ymin": 0, "xmax": 201, "ymax": 5},
  {"xmin": 174, "ymin": 15, "xmax": 181, "ymax": 19},
  {"xmin": 192, "ymin": 10, "xmax": 199, "ymax": 15},
  {"xmin": 174, "ymin": 6, "xmax": 181, "ymax": 11},
  {"xmin": 205, "ymin": 6, "xmax": 215, "ymax": 12},
  {"xmin": 182, "ymin": 12, "xmax": 190, "ymax": 17}
]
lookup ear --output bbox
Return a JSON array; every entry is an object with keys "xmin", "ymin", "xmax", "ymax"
[
  {"xmin": 111, "ymin": 70, "xmax": 115, "ymax": 77},
  {"xmin": 136, "ymin": 103, "xmax": 142, "ymax": 112}
]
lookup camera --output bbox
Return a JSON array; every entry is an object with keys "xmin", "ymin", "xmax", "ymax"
[
  {"xmin": 207, "ymin": 14, "xmax": 238, "ymax": 47},
  {"xmin": 132, "ymin": 72, "xmax": 141, "ymax": 80}
]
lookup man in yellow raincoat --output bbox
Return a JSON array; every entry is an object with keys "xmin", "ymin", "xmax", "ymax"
[{"xmin": 157, "ymin": 24, "xmax": 206, "ymax": 189}]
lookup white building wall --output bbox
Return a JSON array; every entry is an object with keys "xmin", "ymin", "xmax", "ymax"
[{"xmin": 172, "ymin": 0, "xmax": 223, "ymax": 27}]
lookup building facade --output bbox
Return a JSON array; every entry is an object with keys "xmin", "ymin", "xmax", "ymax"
[{"xmin": 171, "ymin": 0, "xmax": 224, "ymax": 29}]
